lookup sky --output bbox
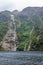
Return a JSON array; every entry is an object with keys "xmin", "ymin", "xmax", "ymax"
[{"xmin": 0, "ymin": 0, "xmax": 43, "ymax": 11}]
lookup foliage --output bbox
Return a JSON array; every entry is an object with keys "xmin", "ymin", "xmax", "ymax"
[
  {"xmin": 16, "ymin": 8, "xmax": 43, "ymax": 51},
  {"xmin": 0, "ymin": 22, "xmax": 8, "ymax": 41}
]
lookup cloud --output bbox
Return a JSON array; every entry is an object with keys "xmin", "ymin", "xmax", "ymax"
[
  {"xmin": 0, "ymin": 0, "xmax": 43, "ymax": 11},
  {"xmin": 0, "ymin": 0, "xmax": 16, "ymax": 11}
]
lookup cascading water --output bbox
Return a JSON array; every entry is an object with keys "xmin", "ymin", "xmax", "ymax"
[{"xmin": 2, "ymin": 15, "xmax": 17, "ymax": 51}]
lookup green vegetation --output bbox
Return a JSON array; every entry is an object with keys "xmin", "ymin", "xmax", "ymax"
[
  {"xmin": 0, "ymin": 22, "xmax": 8, "ymax": 41},
  {"xmin": 0, "ymin": 21, "xmax": 8, "ymax": 50},
  {"xmin": 17, "ymin": 42, "xmax": 25, "ymax": 51},
  {"xmin": 16, "ymin": 19, "xmax": 33, "ymax": 51},
  {"xmin": 0, "ymin": 7, "xmax": 43, "ymax": 51},
  {"xmin": 15, "ymin": 7, "xmax": 43, "ymax": 51}
]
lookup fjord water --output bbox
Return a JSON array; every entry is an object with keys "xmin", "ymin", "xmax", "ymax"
[{"xmin": 0, "ymin": 51, "xmax": 43, "ymax": 65}]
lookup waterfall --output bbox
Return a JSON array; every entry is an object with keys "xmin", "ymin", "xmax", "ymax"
[{"xmin": 2, "ymin": 15, "xmax": 17, "ymax": 51}]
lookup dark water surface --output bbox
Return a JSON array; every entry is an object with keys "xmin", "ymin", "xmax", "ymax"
[{"xmin": 0, "ymin": 51, "xmax": 43, "ymax": 65}]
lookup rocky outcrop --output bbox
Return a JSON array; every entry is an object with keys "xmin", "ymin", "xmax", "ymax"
[{"xmin": 2, "ymin": 15, "xmax": 18, "ymax": 51}]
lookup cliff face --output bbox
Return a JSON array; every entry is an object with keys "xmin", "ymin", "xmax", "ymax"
[
  {"xmin": 0, "ymin": 7, "xmax": 43, "ymax": 51},
  {"xmin": 15, "ymin": 7, "xmax": 43, "ymax": 51},
  {"xmin": 2, "ymin": 15, "xmax": 18, "ymax": 51}
]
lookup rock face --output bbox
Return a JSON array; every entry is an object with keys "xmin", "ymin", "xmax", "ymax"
[{"xmin": 2, "ymin": 15, "xmax": 17, "ymax": 51}]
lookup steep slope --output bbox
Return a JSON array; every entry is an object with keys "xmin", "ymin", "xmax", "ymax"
[
  {"xmin": 0, "ymin": 11, "xmax": 11, "ymax": 50},
  {"xmin": 15, "ymin": 7, "xmax": 43, "ymax": 51},
  {"xmin": 0, "ymin": 7, "xmax": 43, "ymax": 51},
  {"xmin": 2, "ymin": 15, "xmax": 18, "ymax": 51},
  {"xmin": 0, "ymin": 11, "xmax": 18, "ymax": 51}
]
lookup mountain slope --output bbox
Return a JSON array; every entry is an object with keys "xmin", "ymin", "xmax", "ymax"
[
  {"xmin": 15, "ymin": 7, "xmax": 43, "ymax": 51},
  {"xmin": 0, "ymin": 7, "xmax": 43, "ymax": 51}
]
